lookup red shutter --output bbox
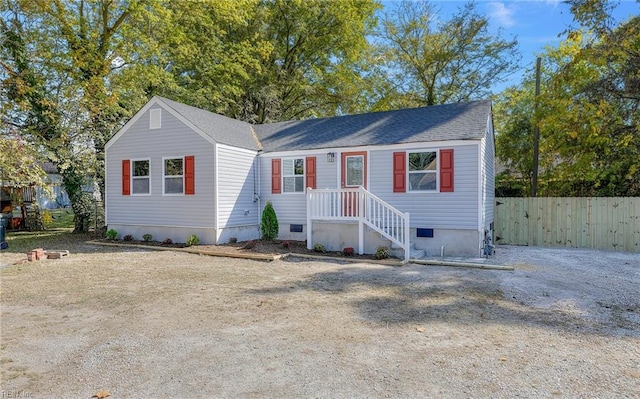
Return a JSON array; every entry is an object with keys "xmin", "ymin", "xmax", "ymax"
[
  {"xmin": 185, "ymin": 155, "xmax": 195, "ymax": 195},
  {"xmin": 393, "ymin": 152, "xmax": 406, "ymax": 193},
  {"xmin": 440, "ymin": 149, "xmax": 454, "ymax": 192},
  {"xmin": 122, "ymin": 160, "xmax": 131, "ymax": 195},
  {"xmin": 271, "ymin": 158, "xmax": 281, "ymax": 194},
  {"xmin": 305, "ymin": 156, "xmax": 316, "ymax": 189}
]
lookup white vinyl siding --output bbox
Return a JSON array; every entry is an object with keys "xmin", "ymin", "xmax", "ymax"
[
  {"xmin": 369, "ymin": 144, "xmax": 480, "ymax": 230},
  {"xmin": 216, "ymin": 145, "xmax": 259, "ymax": 228},
  {"xmin": 106, "ymin": 106, "xmax": 216, "ymax": 228},
  {"xmin": 481, "ymin": 117, "xmax": 495, "ymax": 230}
]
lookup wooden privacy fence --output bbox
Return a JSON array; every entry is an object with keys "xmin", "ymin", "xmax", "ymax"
[{"xmin": 494, "ymin": 197, "xmax": 640, "ymax": 253}]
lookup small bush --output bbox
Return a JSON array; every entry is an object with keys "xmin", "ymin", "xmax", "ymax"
[
  {"xmin": 162, "ymin": 238, "xmax": 173, "ymax": 245},
  {"xmin": 243, "ymin": 240, "xmax": 257, "ymax": 249},
  {"xmin": 186, "ymin": 234, "xmax": 200, "ymax": 246},
  {"xmin": 261, "ymin": 201, "xmax": 279, "ymax": 241},
  {"xmin": 282, "ymin": 240, "xmax": 291, "ymax": 249},
  {"xmin": 229, "ymin": 237, "xmax": 238, "ymax": 244},
  {"xmin": 142, "ymin": 233, "xmax": 152, "ymax": 242},
  {"xmin": 106, "ymin": 229, "xmax": 118, "ymax": 240},
  {"xmin": 123, "ymin": 234, "xmax": 134, "ymax": 242},
  {"xmin": 374, "ymin": 246, "xmax": 390, "ymax": 260},
  {"xmin": 313, "ymin": 243, "xmax": 326, "ymax": 253},
  {"xmin": 343, "ymin": 247, "xmax": 354, "ymax": 256}
]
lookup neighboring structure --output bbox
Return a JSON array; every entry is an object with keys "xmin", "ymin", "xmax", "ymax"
[{"xmin": 105, "ymin": 96, "xmax": 495, "ymax": 259}]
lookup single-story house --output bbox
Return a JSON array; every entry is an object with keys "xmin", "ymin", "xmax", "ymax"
[{"xmin": 105, "ymin": 96, "xmax": 495, "ymax": 260}]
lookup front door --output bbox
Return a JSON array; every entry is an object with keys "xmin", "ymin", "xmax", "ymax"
[{"xmin": 341, "ymin": 151, "xmax": 367, "ymax": 216}]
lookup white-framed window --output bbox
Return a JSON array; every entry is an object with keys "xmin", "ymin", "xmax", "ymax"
[
  {"xmin": 283, "ymin": 158, "xmax": 304, "ymax": 193},
  {"xmin": 163, "ymin": 157, "xmax": 184, "ymax": 194},
  {"xmin": 408, "ymin": 151, "xmax": 437, "ymax": 191},
  {"xmin": 131, "ymin": 159, "xmax": 150, "ymax": 195}
]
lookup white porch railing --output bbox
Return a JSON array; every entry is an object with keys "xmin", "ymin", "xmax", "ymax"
[{"xmin": 306, "ymin": 187, "xmax": 410, "ymax": 262}]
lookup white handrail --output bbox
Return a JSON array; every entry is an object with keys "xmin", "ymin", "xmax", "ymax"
[{"xmin": 307, "ymin": 188, "xmax": 410, "ymax": 262}]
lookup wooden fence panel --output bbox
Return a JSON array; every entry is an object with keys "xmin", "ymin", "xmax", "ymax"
[{"xmin": 495, "ymin": 197, "xmax": 640, "ymax": 253}]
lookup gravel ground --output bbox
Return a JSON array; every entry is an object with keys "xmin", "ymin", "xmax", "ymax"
[{"xmin": 0, "ymin": 244, "xmax": 638, "ymax": 398}]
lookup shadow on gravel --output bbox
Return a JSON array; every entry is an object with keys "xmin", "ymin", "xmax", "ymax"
[{"xmin": 248, "ymin": 264, "xmax": 639, "ymax": 339}]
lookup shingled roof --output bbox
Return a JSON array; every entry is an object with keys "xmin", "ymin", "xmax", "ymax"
[
  {"xmin": 157, "ymin": 97, "xmax": 491, "ymax": 153},
  {"xmin": 254, "ymin": 100, "xmax": 491, "ymax": 153},
  {"xmin": 157, "ymin": 97, "xmax": 260, "ymax": 151}
]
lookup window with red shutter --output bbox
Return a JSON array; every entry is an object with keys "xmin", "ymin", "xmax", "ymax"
[
  {"xmin": 305, "ymin": 157, "xmax": 316, "ymax": 190},
  {"xmin": 271, "ymin": 159, "xmax": 281, "ymax": 194},
  {"xmin": 185, "ymin": 155, "xmax": 195, "ymax": 195},
  {"xmin": 122, "ymin": 160, "xmax": 131, "ymax": 195},
  {"xmin": 439, "ymin": 149, "xmax": 454, "ymax": 192},
  {"xmin": 393, "ymin": 152, "xmax": 406, "ymax": 193}
]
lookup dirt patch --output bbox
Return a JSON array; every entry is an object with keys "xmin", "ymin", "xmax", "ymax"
[
  {"xmin": 1, "ymin": 243, "xmax": 638, "ymax": 398},
  {"xmin": 94, "ymin": 238, "xmax": 393, "ymax": 262}
]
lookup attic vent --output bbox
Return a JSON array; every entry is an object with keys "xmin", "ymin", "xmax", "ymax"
[{"xmin": 150, "ymin": 108, "xmax": 161, "ymax": 129}]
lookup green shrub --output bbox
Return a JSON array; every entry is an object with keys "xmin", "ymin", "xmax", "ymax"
[
  {"xmin": 313, "ymin": 243, "xmax": 326, "ymax": 253},
  {"xmin": 186, "ymin": 234, "xmax": 200, "ymax": 246},
  {"xmin": 142, "ymin": 233, "xmax": 152, "ymax": 242},
  {"xmin": 374, "ymin": 246, "xmax": 390, "ymax": 260},
  {"xmin": 106, "ymin": 229, "xmax": 118, "ymax": 240},
  {"xmin": 261, "ymin": 201, "xmax": 279, "ymax": 241}
]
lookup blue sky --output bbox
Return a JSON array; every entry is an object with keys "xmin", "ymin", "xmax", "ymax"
[{"xmin": 383, "ymin": 0, "xmax": 640, "ymax": 93}]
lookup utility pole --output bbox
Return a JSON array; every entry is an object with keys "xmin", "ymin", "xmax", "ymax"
[{"xmin": 531, "ymin": 57, "xmax": 541, "ymax": 197}]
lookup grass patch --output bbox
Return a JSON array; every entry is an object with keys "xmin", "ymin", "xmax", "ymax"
[
  {"xmin": 3, "ymin": 230, "xmax": 93, "ymax": 253},
  {"xmin": 43, "ymin": 209, "xmax": 75, "ymax": 229}
]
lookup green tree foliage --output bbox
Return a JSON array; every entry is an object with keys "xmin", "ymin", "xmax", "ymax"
[
  {"xmin": 375, "ymin": 1, "xmax": 519, "ymax": 107},
  {"xmin": 1, "ymin": 0, "xmax": 166, "ymax": 232},
  {"xmin": 261, "ymin": 201, "xmax": 279, "ymax": 241},
  {"xmin": 162, "ymin": 0, "xmax": 380, "ymax": 122},
  {"xmin": 0, "ymin": 136, "xmax": 46, "ymax": 188},
  {"xmin": 495, "ymin": 1, "xmax": 639, "ymax": 197}
]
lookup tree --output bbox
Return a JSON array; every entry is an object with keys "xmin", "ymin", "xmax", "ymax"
[
  {"xmin": 0, "ymin": 136, "xmax": 46, "ymax": 189},
  {"xmin": 1, "ymin": 0, "xmax": 166, "ymax": 232},
  {"xmin": 161, "ymin": 0, "xmax": 380, "ymax": 122},
  {"xmin": 376, "ymin": 1, "xmax": 519, "ymax": 107},
  {"xmin": 495, "ymin": 3, "xmax": 639, "ymax": 197}
]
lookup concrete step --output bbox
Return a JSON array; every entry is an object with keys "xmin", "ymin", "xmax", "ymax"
[
  {"xmin": 391, "ymin": 242, "xmax": 425, "ymax": 260},
  {"xmin": 410, "ymin": 248, "xmax": 425, "ymax": 259}
]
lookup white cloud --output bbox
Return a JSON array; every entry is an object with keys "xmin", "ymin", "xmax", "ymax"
[{"xmin": 488, "ymin": 2, "xmax": 516, "ymax": 28}]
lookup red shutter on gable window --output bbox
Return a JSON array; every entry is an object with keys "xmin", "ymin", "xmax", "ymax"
[
  {"xmin": 393, "ymin": 152, "xmax": 406, "ymax": 193},
  {"xmin": 272, "ymin": 158, "xmax": 281, "ymax": 194},
  {"xmin": 122, "ymin": 160, "xmax": 131, "ymax": 195},
  {"xmin": 305, "ymin": 157, "xmax": 316, "ymax": 189},
  {"xmin": 185, "ymin": 155, "xmax": 195, "ymax": 195},
  {"xmin": 440, "ymin": 149, "xmax": 454, "ymax": 192}
]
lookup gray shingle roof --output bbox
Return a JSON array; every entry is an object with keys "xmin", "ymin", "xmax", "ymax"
[
  {"xmin": 157, "ymin": 97, "xmax": 491, "ymax": 153},
  {"xmin": 254, "ymin": 100, "xmax": 491, "ymax": 153},
  {"xmin": 157, "ymin": 97, "xmax": 260, "ymax": 151}
]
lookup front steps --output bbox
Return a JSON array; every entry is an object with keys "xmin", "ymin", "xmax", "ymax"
[{"xmin": 392, "ymin": 242, "xmax": 425, "ymax": 260}]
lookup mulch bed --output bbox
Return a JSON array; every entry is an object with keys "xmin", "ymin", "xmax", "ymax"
[
  {"xmin": 96, "ymin": 238, "xmax": 391, "ymax": 261},
  {"xmin": 219, "ymin": 240, "xmax": 385, "ymax": 261}
]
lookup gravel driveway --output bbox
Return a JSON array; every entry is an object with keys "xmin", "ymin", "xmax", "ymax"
[{"xmin": 1, "ymin": 244, "xmax": 638, "ymax": 398}]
